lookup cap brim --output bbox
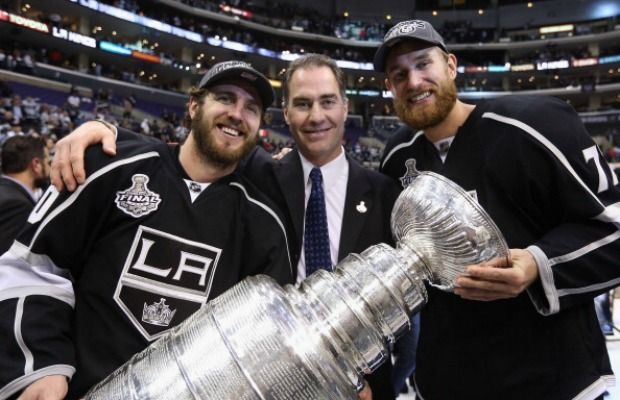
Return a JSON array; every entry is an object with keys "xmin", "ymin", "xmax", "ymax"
[
  {"xmin": 199, "ymin": 67, "xmax": 275, "ymax": 109},
  {"xmin": 373, "ymin": 37, "xmax": 447, "ymax": 72}
]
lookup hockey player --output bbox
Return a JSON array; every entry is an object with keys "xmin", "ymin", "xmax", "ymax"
[
  {"xmin": 0, "ymin": 61, "xmax": 293, "ymax": 399},
  {"xmin": 374, "ymin": 20, "xmax": 620, "ymax": 400}
]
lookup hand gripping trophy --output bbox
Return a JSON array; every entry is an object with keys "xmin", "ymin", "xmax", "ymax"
[{"xmin": 85, "ymin": 171, "xmax": 509, "ymax": 399}]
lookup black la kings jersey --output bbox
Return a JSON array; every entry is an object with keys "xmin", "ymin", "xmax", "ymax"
[
  {"xmin": 381, "ymin": 95, "xmax": 620, "ymax": 400},
  {"xmin": 0, "ymin": 139, "xmax": 293, "ymax": 399}
]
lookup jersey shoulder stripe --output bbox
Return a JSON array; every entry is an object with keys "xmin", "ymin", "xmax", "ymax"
[
  {"xmin": 482, "ymin": 111, "xmax": 619, "ymax": 226},
  {"xmin": 229, "ymin": 182, "xmax": 293, "ymax": 276},
  {"xmin": 27, "ymin": 151, "xmax": 160, "ymax": 249},
  {"xmin": 381, "ymin": 130, "xmax": 425, "ymax": 170}
]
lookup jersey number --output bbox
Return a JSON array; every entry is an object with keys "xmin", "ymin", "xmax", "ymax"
[{"xmin": 582, "ymin": 145, "xmax": 619, "ymax": 193}]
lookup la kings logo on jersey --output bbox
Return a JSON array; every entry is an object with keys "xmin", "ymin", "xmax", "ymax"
[
  {"xmin": 114, "ymin": 225, "xmax": 222, "ymax": 341},
  {"xmin": 115, "ymin": 174, "xmax": 161, "ymax": 218}
]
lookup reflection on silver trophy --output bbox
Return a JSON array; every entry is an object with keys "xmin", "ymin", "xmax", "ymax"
[{"xmin": 85, "ymin": 171, "xmax": 509, "ymax": 399}]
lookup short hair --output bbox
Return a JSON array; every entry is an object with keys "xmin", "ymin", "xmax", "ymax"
[
  {"xmin": 182, "ymin": 86, "xmax": 210, "ymax": 130},
  {"xmin": 1, "ymin": 135, "xmax": 46, "ymax": 174},
  {"xmin": 282, "ymin": 54, "xmax": 346, "ymax": 105}
]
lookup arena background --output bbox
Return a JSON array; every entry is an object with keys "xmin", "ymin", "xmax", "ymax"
[{"xmin": 0, "ymin": 0, "xmax": 619, "ymax": 397}]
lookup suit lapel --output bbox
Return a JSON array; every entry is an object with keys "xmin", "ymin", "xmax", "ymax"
[
  {"xmin": 338, "ymin": 158, "xmax": 371, "ymax": 260},
  {"xmin": 274, "ymin": 151, "xmax": 306, "ymax": 249},
  {"xmin": 0, "ymin": 178, "xmax": 36, "ymax": 205}
]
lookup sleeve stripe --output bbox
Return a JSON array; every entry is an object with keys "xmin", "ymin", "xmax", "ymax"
[
  {"xmin": 27, "ymin": 151, "xmax": 160, "ymax": 249},
  {"xmin": 0, "ymin": 286, "xmax": 75, "ymax": 306},
  {"xmin": 380, "ymin": 130, "xmax": 424, "ymax": 170},
  {"xmin": 481, "ymin": 112, "xmax": 610, "ymax": 215},
  {"xmin": 15, "ymin": 297, "xmax": 34, "ymax": 375},
  {"xmin": 549, "ymin": 230, "xmax": 620, "ymax": 269},
  {"xmin": 0, "ymin": 242, "xmax": 75, "ymax": 306},
  {"xmin": 229, "ymin": 182, "xmax": 293, "ymax": 276},
  {"xmin": 526, "ymin": 245, "xmax": 559, "ymax": 315},
  {"xmin": 528, "ymin": 231, "xmax": 620, "ymax": 300},
  {"xmin": 0, "ymin": 364, "xmax": 76, "ymax": 400},
  {"xmin": 558, "ymin": 277, "xmax": 620, "ymax": 297}
]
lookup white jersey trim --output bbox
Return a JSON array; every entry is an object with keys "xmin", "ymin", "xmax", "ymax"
[
  {"xmin": 482, "ymin": 112, "xmax": 619, "ymax": 226},
  {"xmin": 380, "ymin": 130, "xmax": 425, "ymax": 170},
  {"xmin": 550, "ymin": 229, "xmax": 620, "ymax": 269},
  {"xmin": 0, "ymin": 242, "xmax": 75, "ymax": 306},
  {"xmin": 27, "ymin": 151, "xmax": 160, "ymax": 249},
  {"xmin": 571, "ymin": 374, "xmax": 615, "ymax": 400},
  {"xmin": 484, "ymin": 112, "xmax": 620, "ymax": 299},
  {"xmin": 229, "ymin": 182, "xmax": 293, "ymax": 276},
  {"xmin": 527, "ymin": 245, "xmax": 559, "ymax": 315},
  {"xmin": 0, "ymin": 364, "xmax": 76, "ymax": 400},
  {"xmin": 15, "ymin": 297, "xmax": 33, "ymax": 374}
]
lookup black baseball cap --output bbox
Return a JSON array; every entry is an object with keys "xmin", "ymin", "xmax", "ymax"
[
  {"xmin": 197, "ymin": 61, "xmax": 275, "ymax": 108},
  {"xmin": 373, "ymin": 20, "xmax": 448, "ymax": 72}
]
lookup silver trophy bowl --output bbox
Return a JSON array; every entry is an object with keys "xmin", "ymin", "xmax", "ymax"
[
  {"xmin": 392, "ymin": 170, "xmax": 509, "ymax": 290},
  {"xmin": 84, "ymin": 171, "xmax": 509, "ymax": 399}
]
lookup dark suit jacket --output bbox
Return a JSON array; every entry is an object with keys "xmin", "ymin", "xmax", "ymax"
[
  {"xmin": 243, "ymin": 147, "xmax": 400, "ymax": 399},
  {"xmin": 0, "ymin": 177, "xmax": 36, "ymax": 254}
]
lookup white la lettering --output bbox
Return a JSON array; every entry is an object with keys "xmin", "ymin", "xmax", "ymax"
[
  {"xmin": 172, "ymin": 252, "xmax": 213, "ymax": 287},
  {"xmin": 131, "ymin": 239, "xmax": 212, "ymax": 286},
  {"xmin": 131, "ymin": 238, "xmax": 172, "ymax": 277}
]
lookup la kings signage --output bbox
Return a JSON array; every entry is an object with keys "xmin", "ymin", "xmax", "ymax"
[{"xmin": 114, "ymin": 225, "xmax": 222, "ymax": 341}]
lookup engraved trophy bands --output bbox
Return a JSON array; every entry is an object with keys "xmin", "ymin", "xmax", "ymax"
[{"xmin": 85, "ymin": 171, "xmax": 509, "ymax": 400}]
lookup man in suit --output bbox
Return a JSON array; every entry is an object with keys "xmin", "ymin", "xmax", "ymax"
[
  {"xmin": 177, "ymin": 55, "xmax": 399, "ymax": 400},
  {"xmin": 0, "ymin": 135, "xmax": 49, "ymax": 253},
  {"xmin": 244, "ymin": 55, "xmax": 399, "ymax": 280},
  {"xmin": 48, "ymin": 55, "xmax": 399, "ymax": 399},
  {"xmin": 240, "ymin": 54, "xmax": 400, "ymax": 400}
]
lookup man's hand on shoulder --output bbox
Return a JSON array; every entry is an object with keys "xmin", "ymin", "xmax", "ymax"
[
  {"xmin": 51, "ymin": 120, "xmax": 118, "ymax": 192},
  {"xmin": 17, "ymin": 375, "xmax": 68, "ymax": 400}
]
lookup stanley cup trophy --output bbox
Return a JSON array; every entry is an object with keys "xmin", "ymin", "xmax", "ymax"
[{"xmin": 85, "ymin": 171, "xmax": 509, "ymax": 399}]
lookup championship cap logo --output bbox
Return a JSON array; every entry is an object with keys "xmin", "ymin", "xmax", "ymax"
[
  {"xmin": 385, "ymin": 20, "xmax": 427, "ymax": 41},
  {"xmin": 115, "ymin": 174, "xmax": 162, "ymax": 218}
]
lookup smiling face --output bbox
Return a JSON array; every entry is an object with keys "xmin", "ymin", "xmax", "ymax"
[
  {"xmin": 189, "ymin": 82, "xmax": 262, "ymax": 169},
  {"xmin": 283, "ymin": 65, "xmax": 348, "ymax": 167},
  {"xmin": 385, "ymin": 43, "xmax": 458, "ymax": 130}
]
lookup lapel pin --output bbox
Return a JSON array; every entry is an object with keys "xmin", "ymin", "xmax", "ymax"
[{"xmin": 356, "ymin": 201, "xmax": 367, "ymax": 213}]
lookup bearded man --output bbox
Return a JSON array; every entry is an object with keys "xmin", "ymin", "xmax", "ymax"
[
  {"xmin": 0, "ymin": 61, "xmax": 293, "ymax": 400},
  {"xmin": 377, "ymin": 20, "xmax": 620, "ymax": 400}
]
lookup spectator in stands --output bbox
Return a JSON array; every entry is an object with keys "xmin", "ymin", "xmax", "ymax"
[
  {"xmin": 0, "ymin": 110, "xmax": 13, "ymax": 139},
  {"xmin": 122, "ymin": 95, "xmax": 136, "ymax": 119},
  {"xmin": 375, "ymin": 19, "xmax": 620, "ymax": 400},
  {"xmin": 595, "ymin": 292, "xmax": 614, "ymax": 336},
  {"xmin": 21, "ymin": 96, "xmax": 40, "ymax": 132},
  {"xmin": 66, "ymin": 87, "xmax": 81, "ymax": 123},
  {"xmin": 0, "ymin": 60, "xmax": 293, "ymax": 399},
  {"xmin": 5, "ymin": 123, "xmax": 22, "ymax": 138},
  {"xmin": 0, "ymin": 135, "xmax": 49, "ymax": 253},
  {"xmin": 10, "ymin": 94, "xmax": 23, "ymax": 126}
]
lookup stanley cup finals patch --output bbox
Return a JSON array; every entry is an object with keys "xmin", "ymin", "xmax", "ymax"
[{"xmin": 115, "ymin": 174, "xmax": 162, "ymax": 218}]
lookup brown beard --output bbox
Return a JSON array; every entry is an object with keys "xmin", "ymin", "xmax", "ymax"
[
  {"xmin": 191, "ymin": 106, "xmax": 258, "ymax": 169},
  {"xmin": 394, "ymin": 78, "xmax": 457, "ymax": 130}
]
